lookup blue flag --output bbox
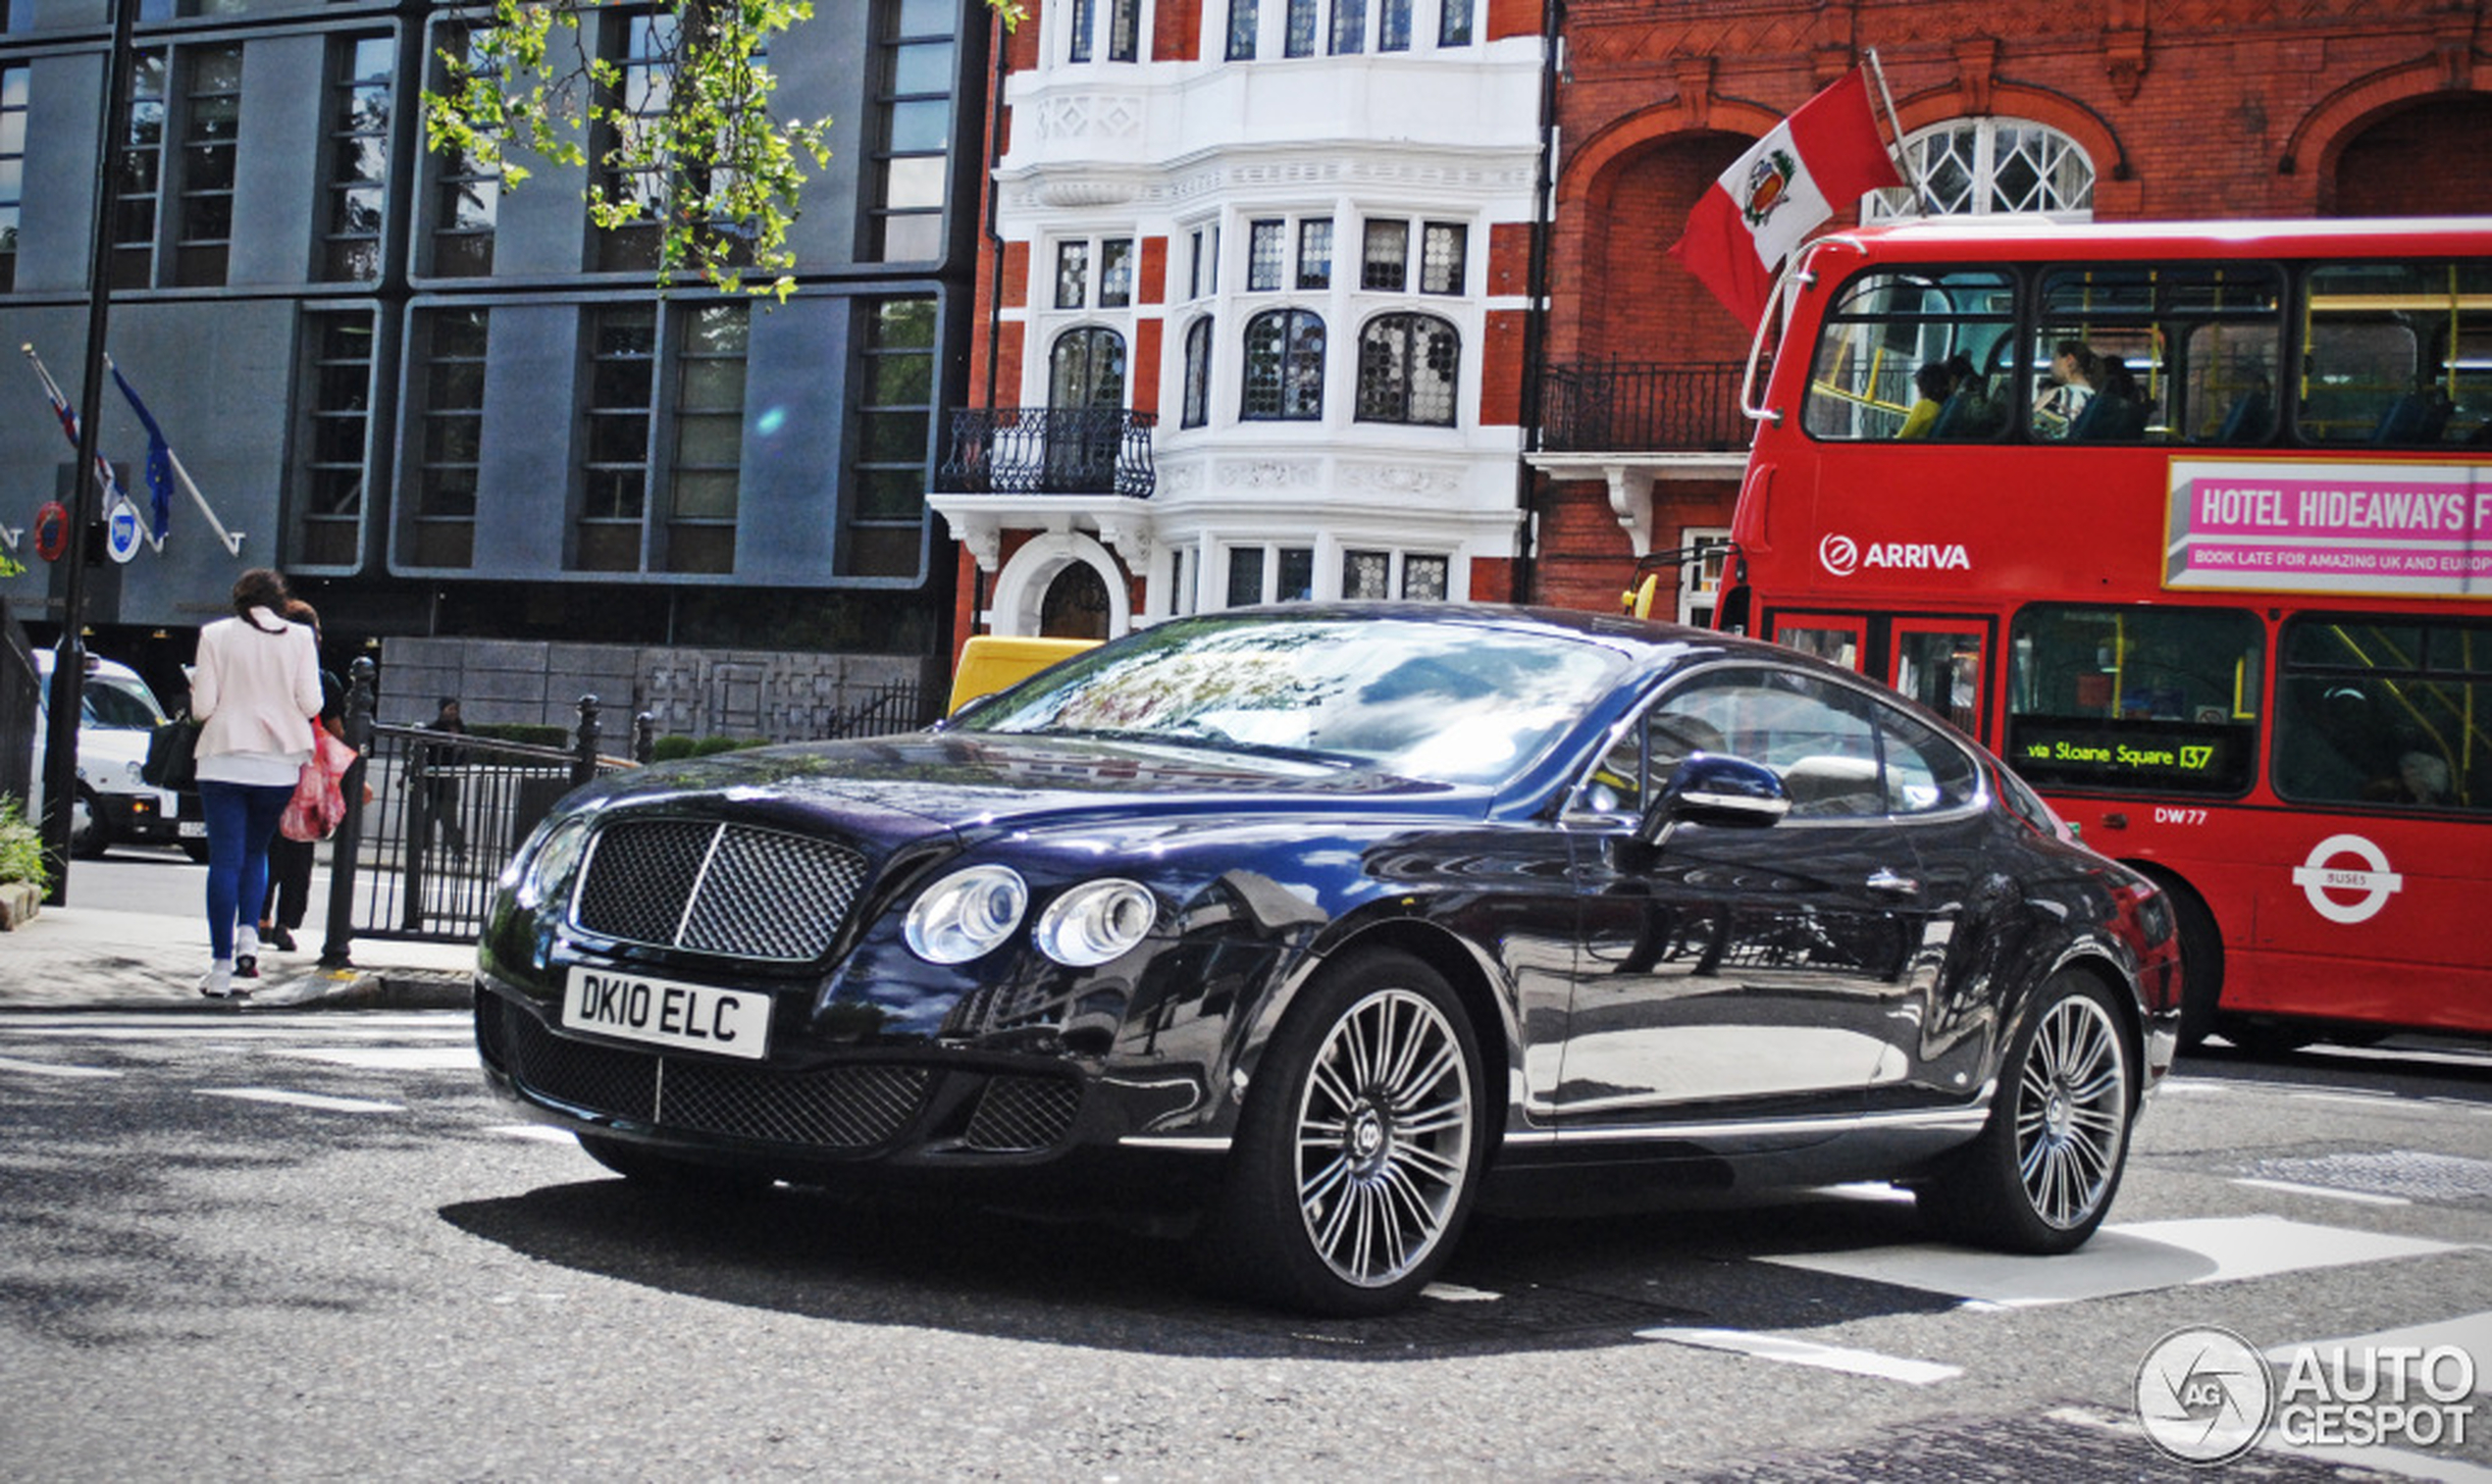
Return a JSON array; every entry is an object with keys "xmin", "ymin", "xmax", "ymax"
[{"xmin": 109, "ymin": 360, "xmax": 176, "ymax": 542}]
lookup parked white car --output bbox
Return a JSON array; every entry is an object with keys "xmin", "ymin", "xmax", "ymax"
[{"xmin": 29, "ymin": 648, "xmax": 190, "ymax": 859}]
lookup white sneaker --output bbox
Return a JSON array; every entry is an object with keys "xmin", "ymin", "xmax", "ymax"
[{"xmin": 199, "ymin": 961, "xmax": 234, "ymax": 998}]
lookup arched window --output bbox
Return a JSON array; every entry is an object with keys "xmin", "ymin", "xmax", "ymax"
[
  {"xmin": 1049, "ymin": 327, "xmax": 1126, "ymax": 412},
  {"xmin": 1865, "ymin": 119, "xmax": 2095, "ymax": 222},
  {"xmin": 1355, "ymin": 312, "xmax": 1459, "ymax": 426},
  {"xmin": 1181, "ymin": 317, "xmax": 1214, "ymax": 429},
  {"xmin": 1242, "ymin": 308, "xmax": 1324, "ymax": 421}
]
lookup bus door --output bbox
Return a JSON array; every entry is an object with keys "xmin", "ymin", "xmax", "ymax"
[
  {"xmin": 1763, "ymin": 611, "xmax": 1995, "ymax": 744},
  {"xmin": 1889, "ymin": 619, "xmax": 1991, "ymax": 740}
]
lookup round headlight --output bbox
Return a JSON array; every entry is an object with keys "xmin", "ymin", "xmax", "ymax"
[
  {"xmin": 125, "ymin": 760, "xmax": 146, "ymax": 787},
  {"xmin": 905, "ymin": 864, "xmax": 1028, "ymax": 964},
  {"xmin": 515, "ymin": 816, "xmax": 592, "ymax": 911},
  {"xmin": 1033, "ymin": 879, "xmax": 1157, "ymax": 967}
]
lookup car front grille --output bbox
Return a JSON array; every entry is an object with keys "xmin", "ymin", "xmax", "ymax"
[
  {"xmin": 479, "ymin": 997, "xmax": 927, "ymax": 1151},
  {"xmin": 571, "ymin": 817, "xmax": 868, "ymax": 962}
]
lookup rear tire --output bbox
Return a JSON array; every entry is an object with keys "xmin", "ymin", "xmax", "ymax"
[
  {"xmin": 1191, "ymin": 948, "xmax": 1488, "ymax": 1316},
  {"xmin": 1920, "ymin": 971, "xmax": 2134, "ymax": 1254}
]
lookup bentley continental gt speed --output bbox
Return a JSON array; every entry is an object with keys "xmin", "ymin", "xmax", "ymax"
[{"xmin": 475, "ymin": 604, "xmax": 2183, "ymax": 1315}]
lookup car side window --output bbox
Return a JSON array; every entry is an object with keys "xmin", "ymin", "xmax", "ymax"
[
  {"xmin": 1587, "ymin": 667, "xmax": 1895, "ymax": 820},
  {"xmin": 1877, "ymin": 703, "xmax": 1982, "ymax": 814}
]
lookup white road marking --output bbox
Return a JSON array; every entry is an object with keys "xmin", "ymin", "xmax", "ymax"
[
  {"xmin": 1762, "ymin": 1215, "xmax": 2464, "ymax": 1306},
  {"xmin": 198, "ymin": 1088, "xmax": 402, "ymax": 1113},
  {"xmin": 2230, "ymin": 1177, "xmax": 2413, "ymax": 1206},
  {"xmin": 1637, "ymin": 1326, "xmax": 1960, "ymax": 1385},
  {"xmin": 1420, "ymin": 1282, "xmax": 1502, "ymax": 1303},
  {"xmin": 0, "ymin": 1054, "xmax": 122, "ymax": 1079},
  {"xmin": 278, "ymin": 1047, "xmax": 479, "ymax": 1071},
  {"xmin": 485, "ymin": 1124, "xmax": 580, "ymax": 1145}
]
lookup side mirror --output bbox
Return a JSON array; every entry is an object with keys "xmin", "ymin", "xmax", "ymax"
[{"xmin": 1639, "ymin": 753, "xmax": 1791, "ymax": 844}]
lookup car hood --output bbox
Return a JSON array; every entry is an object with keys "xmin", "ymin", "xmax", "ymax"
[{"xmin": 569, "ymin": 730, "xmax": 1486, "ymax": 841}]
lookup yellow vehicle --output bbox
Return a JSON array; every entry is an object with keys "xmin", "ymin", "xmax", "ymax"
[{"xmin": 946, "ymin": 636, "xmax": 1099, "ymax": 714}]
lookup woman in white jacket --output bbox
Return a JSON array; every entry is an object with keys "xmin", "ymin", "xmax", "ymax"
[{"xmin": 190, "ymin": 568, "xmax": 324, "ymax": 997}]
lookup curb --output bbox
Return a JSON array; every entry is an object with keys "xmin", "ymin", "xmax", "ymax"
[
  {"xmin": 0, "ymin": 969, "xmax": 473, "ymax": 1016},
  {"xmin": 272, "ymin": 968, "xmax": 474, "ymax": 1012}
]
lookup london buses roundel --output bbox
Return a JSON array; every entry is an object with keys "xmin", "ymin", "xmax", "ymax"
[{"xmin": 2289, "ymin": 834, "xmax": 2405, "ymax": 925}]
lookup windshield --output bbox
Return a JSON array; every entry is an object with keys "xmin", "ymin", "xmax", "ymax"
[
  {"xmin": 958, "ymin": 614, "xmax": 1633, "ymax": 786},
  {"xmin": 43, "ymin": 672, "xmax": 168, "ymax": 730}
]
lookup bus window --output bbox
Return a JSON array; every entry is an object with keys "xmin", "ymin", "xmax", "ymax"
[
  {"xmin": 2274, "ymin": 614, "xmax": 2491, "ymax": 810},
  {"xmin": 2006, "ymin": 604, "xmax": 2261, "ymax": 794},
  {"xmin": 2034, "ymin": 264, "xmax": 2282, "ymax": 444},
  {"xmin": 1804, "ymin": 269, "xmax": 2014, "ymax": 441},
  {"xmin": 1771, "ymin": 615, "xmax": 1865, "ymax": 672},
  {"xmin": 2300, "ymin": 260, "xmax": 2492, "ymax": 446},
  {"xmin": 1892, "ymin": 622, "xmax": 1985, "ymax": 735}
]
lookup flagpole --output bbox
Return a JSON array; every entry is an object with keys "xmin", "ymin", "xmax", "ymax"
[
  {"xmin": 104, "ymin": 352, "xmax": 245, "ymax": 555},
  {"xmin": 1863, "ymin": 49, "xmax": 1929, "ymax": 218},
  {"xmin": 166, "ymin": 445, "xmax": 242, "ymax": 555},
  {"xmin": 24, "ymin": 343, "xmax": 133, "ymax": 533},
  {"xmin": 37, "ymin": 0, "xmax": 142, "ymax": 903}
]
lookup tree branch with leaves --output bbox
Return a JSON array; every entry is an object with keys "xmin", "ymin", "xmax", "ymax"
[{"xmin": 424, "ymin": 0, "xmax": 1022, "ymax": 300}]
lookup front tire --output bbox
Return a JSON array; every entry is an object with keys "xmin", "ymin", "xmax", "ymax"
[
  {"xmin": 1193, "ymin": 948, "xmax": 1488, "ymax": 1316},
  {"xmin": 1921, "ymin": 971, "xmax": 2134, "ymax": 1254},
  {"xmin": 69, "ymin": 790, "xmax": 110, "ymax": 859}
]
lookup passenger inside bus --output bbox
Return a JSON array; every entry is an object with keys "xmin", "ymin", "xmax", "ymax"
[
  {"xmin": 2032, "ymin": 340, "xmax": 2101, "ymax": 439},
  {"xmin": 1928, "ymin": 353, "xmax": 2000, "ymax": 438},
  {"xmin": 1895, "ymin": 363, "xmax": 1954, "ymax": 439},
  {"xmin": 2374, "ymin": 749, "xmax": 2454, "ymax": 807}
]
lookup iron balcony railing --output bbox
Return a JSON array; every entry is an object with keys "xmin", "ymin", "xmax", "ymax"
[
  {"xmin": 1537, "ymin": 360, "xmax": 1755, "ymax": 453},
  {"xmin": 941, "ymin": 407, "xmax": 1158, "ymax": 498}
]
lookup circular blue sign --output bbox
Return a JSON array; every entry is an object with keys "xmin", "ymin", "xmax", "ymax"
[{"xmin": 106, "ymin": 499, "xmax": 143, "ymax": 564}]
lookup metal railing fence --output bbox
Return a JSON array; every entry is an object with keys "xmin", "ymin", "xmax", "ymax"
[
  {"xmin": 320, "ymin": 660, "xmax": 939, "ymax": 957},
  {"xmin": 939, "ymin": 407, "xmax": 1159, "ymax": 497},
  {"xmin": 1537, "ymin": 360, "xmax": 1755, "ymax": 453}
]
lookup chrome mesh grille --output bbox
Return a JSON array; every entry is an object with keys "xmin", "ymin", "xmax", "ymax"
[
  {"xmin": 496, "ymin": 1001, "xmax": 659, "ymax": 1121},
  {"xmin": 962, "ymin": 1076, "xmax": 1083, "ymax": 1152},
  {"xmin": 666, "ymin": 1060, "xmax": 929, "ymax": 1148},
  {"xmin": 490, "ymin": 1001, "xmax": 927, "ymax": 1151},
  {"xmin": 573, "ymin": 818, "xmax": 868, "ymax": 962}
]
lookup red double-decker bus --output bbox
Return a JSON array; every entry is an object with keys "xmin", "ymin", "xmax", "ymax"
[{"xmin": 1715, "ymin": 216, "xmax": 2490, "ymax": 1049}]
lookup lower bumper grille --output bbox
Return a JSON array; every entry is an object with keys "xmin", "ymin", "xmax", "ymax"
[
  {"xmin": 963, "ymin": 1075, "xmax": 1084, "ymax": 1152},
  {"xmin": 479, "ymin": 995, "xmax": 928, "ymax": 1151}
]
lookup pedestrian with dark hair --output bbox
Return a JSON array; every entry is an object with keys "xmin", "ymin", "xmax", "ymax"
[
  {"xmin": 258, "ymin": 599, "xmax": 342, "ymax": 953},
  {"xmin": 190, "ymin": 569, "xmax": 323, "ymax": 998},
  {"xmin": 420, "ymin": 695, "xmax": 469, "ymax": 861}
]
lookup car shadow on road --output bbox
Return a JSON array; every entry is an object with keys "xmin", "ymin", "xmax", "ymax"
[{"xmin": 436, "ymin": 1175, "xmax": 1959, "ymax": 1358}]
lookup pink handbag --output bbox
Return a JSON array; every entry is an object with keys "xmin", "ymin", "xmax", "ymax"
[{"xmin": 279, "ymin": 731, "xmax": 358, "ymax": 843}]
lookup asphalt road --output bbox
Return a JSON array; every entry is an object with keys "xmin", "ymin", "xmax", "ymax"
[{"xmin": 2, "ymin": 1010, "xmax": 2488, "ymax": 1480}]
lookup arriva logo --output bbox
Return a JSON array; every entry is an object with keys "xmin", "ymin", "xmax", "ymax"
[{"xmin": 1817, "ymin": 534, "xmax": 1971, "ymax": 578}]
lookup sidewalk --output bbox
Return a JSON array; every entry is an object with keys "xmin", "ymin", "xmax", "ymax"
[{"xmin": 2, "ymin": 899, "xmax": 474, "ymax": 1013}]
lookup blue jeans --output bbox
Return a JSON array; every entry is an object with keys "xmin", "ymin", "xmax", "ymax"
[{"xmin": 199, "ymin": 780, "xmax": 293, "ymax": 961}]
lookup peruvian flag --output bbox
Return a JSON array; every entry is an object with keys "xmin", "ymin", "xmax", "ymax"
[{"xmin": 1668, "ymin": 70, "xmax": 1903, "ymax": 330}]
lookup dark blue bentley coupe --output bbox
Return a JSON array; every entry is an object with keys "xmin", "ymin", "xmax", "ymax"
[{"xmin": 476, "ymin": 604, "xmax": 2182, "ymax": 1314}]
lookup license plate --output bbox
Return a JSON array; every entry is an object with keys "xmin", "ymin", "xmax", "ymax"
[
  {"xmin": 560, "ymin": 967, "xmax": 771, "ymax": 1060},
  {"xmin": 179, "ymin": 820, "xmax": 206, "ymax": 838}
]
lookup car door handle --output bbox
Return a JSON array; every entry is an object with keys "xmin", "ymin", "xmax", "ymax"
[{"xmin": 1866, "ymin": 868, "xmax": 1920, "ymax": 896}]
